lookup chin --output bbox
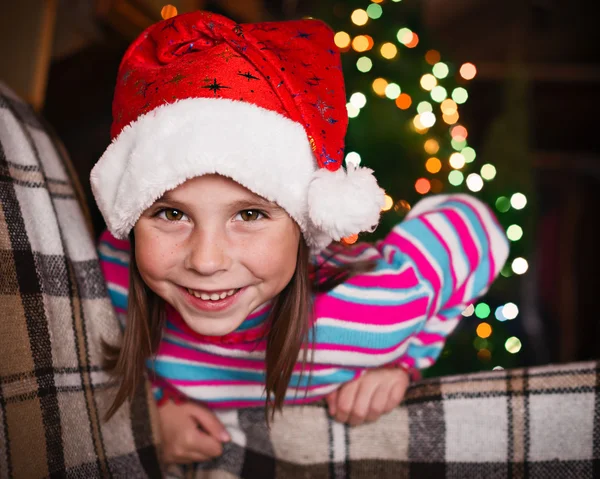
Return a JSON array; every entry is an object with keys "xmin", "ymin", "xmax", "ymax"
[{"xmin": 180, "ymin": 313, "xmax": 245, "ymax": 337}]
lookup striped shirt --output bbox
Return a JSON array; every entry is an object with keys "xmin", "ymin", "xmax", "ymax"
[{"xmin": 98, "ymin": 194, "xmax": 509, "ymax": 408}]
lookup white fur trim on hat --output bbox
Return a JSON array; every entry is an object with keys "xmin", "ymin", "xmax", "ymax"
[{"xmin": 91, "ymin": 97, "xmax": 383, "ymax": 251}]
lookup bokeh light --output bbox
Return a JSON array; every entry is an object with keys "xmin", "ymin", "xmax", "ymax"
[
  {"xmin": 505, "ymin": 336, "xmax": 522, "ymax": 354},
  {"xmin": 381, "ymin": 42, "xmax": 398, "ymax": 59},
  {"xmin": 452, "ymin": 87, "xmax": 469, "ymax": 104},
  {"xmin": 356, "ymin": 56, "xmax": 373, "ymax": 72},
  {"xmin": 512, "ymin": 257, "xmax": 529, "ymax": 275},
  {"xmin": 506, "ymin": 224, "xmax": 523, "ymax": 241},
  {"xmin": 420, "ymin": 111, "xmax": 436, "ymax": 128},
  {"xmin": 351, "ymin": 9, "xmax": 369, "ymax": 26},
  {"xmin": 345, "ymin": 151, "xmax": 362, "ymax": 168},
  {"xmin": 449, "ymin": 152, "xmax": 466, "ymax": 169},
  {"xmin": 417, "ymin": 101, "xmax": 433, "ymax": 114},
  {"xmin": 420, "ymin": 74, "xmax": 437, "ymax": 91},
  {"xmin": 466, "ymin": 173, "xmax": 484, "ymax": 192},
  {"xmin": 346, "ymin": 103, "xmax": 360, "ymax": 118},
  {"xmin": 448, "ymin": 170, "xmax": 464, "ymax": 186},
  {"xmin": 430, "ymin": 85, "xmax": 448, "ymax": 102},
  {"xmin": 476, "ymin": 322, "xmax": 492, "ymax": 339},
  {"xmin": 395, "ymin": 93, "xmax": 412, "ymax": 109},
  {"xmin": 349, "ymin": 92, "xmax": 367, "ymax": 109},
  {"xmin": 462, "ymin": 304, "xmax": 475, "ymax": 317},
  {"xmin": 425, "ymin": 49, "xmax": 441, "ymax": 65},
  {"xmin": 511, "ymin": 193, "xmax": 527, "ymax": 210},
  {"xmin": 426, "ymin": 157, "xmax": 442, "ymax": 174},
  {"xmin": 372, "ymin": 77, "xmax": 388, "ymax": 96},
  {"xmin": 503, "ymin": 302, "xmax": 519, "ymax": 320},
  {"xmin": 334, "ymin": 31, "xmax": 351, "ymax": 49},
  {"xmin": 481, "ymin": 164, "xmax": 497, "ymax": 180},
  {"xmin": 462, "ymin": 146, "xmax": 476, "ymax": 163},
  {"xmin": 460, "ymin": 62, "xmax": 477, "ymax": 80},
  {"xmin": 495, "ymin": 196, "xmax": 511, "ymax": 212},
  {"xmin": 385, "ymin": 83, "xmax": 401, "ymax": 99},
  {"xmin": 382, "ymin": 194, "xmax": 394, "ymax": 211},
  {"xmin": 475, "ymin": 303, "xmax": 491, "ymax": 319},
  {"xmin": 432, "ymin": 62, "xmax": 449, "ymax": 79},
  {"xmin": 366, "ymin": 3, "xmax": 383, "ymax": 19},
  {"xmin": 424, "ymin": 139, "xmax": 440, "ymax": 154}
]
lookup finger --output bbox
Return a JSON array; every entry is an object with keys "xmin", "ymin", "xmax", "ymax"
[
  {"xmin": 188, "ymin": 404, "xmax": 231, "ymax": 442},
  {"xmin": 348, "ymin": 380, "xmax": 379, "ymax": 426},
  {"xmin": 326, "ymin": 389, "xmax": 339, "ymax": 416},
  {"xmin": 385, "ymin": 381, "xmax": 408, "ymax": 412},
  {"xmin": 191, "ymin": 428, "xmax": 224, "ymax": 459},
  {"xmin": 335, "ymin": 380, "xmax": 360, "ymax": 424},
  {"xmin": 366, "ymin": 383, "xmax": 391, "ymax": 423}
]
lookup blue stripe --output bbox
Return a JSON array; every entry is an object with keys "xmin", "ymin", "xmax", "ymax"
[
  {"xmin": 98, "ymin": 242, "xmax": 130, "ymax": 267},
  {"xmin": 405, "ymin": 342, "xmax": 444, "ymax": 360},
  {"xmin": 148, "ymin": 358, "xmax": 355, "ymax": 386},
  {"xmin": 309, "ymin": 320, "xmax": 423, "ymax": 349},
  {"xmin": 327, "ymin": 284, "xmax": 428, "ymax": 306},
  {"xmin": 108, "ymin": 287, "xmax": 128, "ymax": 310}
]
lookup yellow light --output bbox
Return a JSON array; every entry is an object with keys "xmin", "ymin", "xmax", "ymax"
[
  {"xmin": 382, "ymin": 194, "xmax": 394, "ymax": 211},
  {"xmin": 395, "ymin": 93, "xmax": 412, "ymax": 110},
  {"xmin": 352, "ymin": 36, "xmax": 370, "ymax": 52},
  {"xmin": 476, "ymin": 322, "xmax": 492, "ymax": 339},
  {"xmin": 351, "ymin": 9, "xmax": 369, "ymax": 26},
  {"xmin": 443, "ymin": 111, "xmax": 459, "ymax": 125},
  {"xmin": 424, "ymin": 139, "xmax": 440, "ymax": 154},
  {"xmin": 441, "ymin": 99, "xmax": 458, "ymax": 115},
  {"xmin": 481, "ymin": 164, "xmax": 497, "ymax": 180},
  {"xmin": 425, "ymin": 49, "xmax": 441, "ymax": 65},
  {"xmin": 412, "ymin": 115, "xmax": 425, "ymax": 131},
  {"xmin": 449, "ymin": 152, "xmax": 466, "ymax": 169},
  {"xmin": 372, "ymin": 78, "xmax": 388, "ymax": 96},
  {"xmin": 420, "ymin": 74, "xmax": 437, "ymax": 91},
  {"xmin": 334, "ymin": 31, "xmax": 351, "ymax": 49},
  {"xmin": 415, "ymin": 178, "xmax": 431, "ymax": 195},
  {"xmin": 161, "ymin": 4, "xmax": 178, "ymax": 19},
  {"xmin": 505, "ymin": 336, "xmax": 522, "ymax": 354},
  {"xmin": 425, "ymin": 157, "xmax": 442, "ymax": 173},
  {"xmin": 380, "ymin": 42, "xmax": 398, "ymax": 59},
  {"xmin": 460, "ymin": 62, "xmax": 477, "ymax": 80},
  {"xmin": 451, "ymin": 125, "xmax": 468, "ymax": 141}
]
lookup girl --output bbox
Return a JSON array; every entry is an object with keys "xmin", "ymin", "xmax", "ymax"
[{"xmin": 92, "ymin": 11, "xmax": 509, "ymax": 464}]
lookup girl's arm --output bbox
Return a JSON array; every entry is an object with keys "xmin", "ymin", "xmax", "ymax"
[{"xmin": 312, "ymin": 193, "xmax": 509, "ymax": 371}]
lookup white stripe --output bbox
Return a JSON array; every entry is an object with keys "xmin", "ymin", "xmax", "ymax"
[
  {"xmin": 308, "ymin": 339, "xmax": 410, "ymax": 367},
  {"xmin": 331, "ymin": 420, "xmax": 347, "ymax": 464},
  {"xmin": 98, "ymin": 242, "xmax": 130, "ymax": 264},
  {"xmin": 107, "ymin": 281, "xmax": 128, "ymax": 297},
  {"xmin": 331, "ymin": 282, "xmax": 428, "ymax": 302},
  {"xmin": 422, "ymin": 314, "xmax": 460, "ymax": 335},
  {"xmin": 178, "ymin": 382, "xmax": 338, "ymax": 400},
  {"xmin": 164, "ymin": 333, "xmax": 266, "ymax": 359},
  {"xmin": 215, "ymin": 410, "xmax": 247, "ymax": 448},
  {"xmin": 315, "ymin": 316, "xmax": 424, "ymax": 334}
]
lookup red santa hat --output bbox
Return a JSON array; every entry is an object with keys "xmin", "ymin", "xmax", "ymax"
[{"xmin": 90, "ymin": 10, "xmax": 384, "ymax": 251}]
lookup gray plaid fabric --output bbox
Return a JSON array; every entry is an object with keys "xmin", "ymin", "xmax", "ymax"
[
  {"xmin": 167, "ymin": 360, "xmax": 600, "ymax": 479},
  {"xmin": 0, "ymin": 83, "xmax": 162, "ymax": 478}
]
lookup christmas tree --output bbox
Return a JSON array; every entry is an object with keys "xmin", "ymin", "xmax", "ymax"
[{"xmin": 309, "ymin": 0, "xmax": 533, "ymax": 376}]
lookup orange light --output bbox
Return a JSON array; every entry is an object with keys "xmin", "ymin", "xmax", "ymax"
[
  {"xmin": 477, "ymin": 349, "xmax": 492, "ymax": 361},
  {"xmin": 405, "ymin": 33, "xmax": 419, "ymax": 48},
  {"xmin": 394, "ymin": 199, "xmax": 411, "ymax": 214},
  {"xmin": 443, "ymin": 111, "xmax": 459, "ymax": 125},
  {"xmin": 415, "ymin": 178, "xmax": 431, "ymax": 194},
  {"xmin": 342, "ymin": 234, "xmax": 359, "ymax": 245},
  {"xmin": 334, "ymin": 32, "xmax": 351, "ymax": 49},
  {"xmin": 371, "ymin": 0, "xmax": 384, "ymax": 3},
  {"xmin": 425, "ymin": 50, "xmax": 441, "ymax": 65},
  {"xmin": 440, "ymin": 99, "xmax": 458, "ymax": 115},
  {"xmin": 372, "ymin": 78, "xmax": 388, "ymax": 96},
  {"xmin": 161, "ymin": 4, "xmax": 178, "ymax": 19},
  {"xmin": 352, "ymin": 35, "xmax": 370, "ymax": 52},
  {"xmin": 425, "ymin": 157, "xmax": 442, "ymax": 174},
  {"xmin": 477, "ymin": 322, "xmax": 493, "ymax": 339},
  {"xmin": 460, "ymin": 62, "xmax": 477, "ymax": 80},
  {"xmin": 395, "ymin": 93, "xmax": 412, "ymax": 110},
  {"xmin": 430, "ymin": 178, "xmax": 444, "ymax": 193},
  {"xmin": 424, "ymin": 139, "xmax": 440, "ymax": 154},
  {"xmin": 365, "ymin": 35, "xmax": 375, "ymax": 50}
]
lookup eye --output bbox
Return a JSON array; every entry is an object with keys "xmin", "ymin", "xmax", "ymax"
[
  {"xmin": 236, "ymin": 210, "xmax": 265, "ymax": 222},
  {"xmin": 157, "ymin": 208, "xmax": 188, "ymax": 222}
]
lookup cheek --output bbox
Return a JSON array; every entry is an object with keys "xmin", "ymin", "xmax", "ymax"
[
  {"xmin": 134, "ymin": 225, "xmax": 179, "ymax": 283},
  {"xmin": 248, "ymin": 223, "xmax": 300, "ymax": 283}
]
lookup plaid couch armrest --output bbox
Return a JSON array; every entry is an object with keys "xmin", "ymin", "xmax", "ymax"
[
  {"xmin": 0, "ymin": 83, "xmax": 163, "ymax": 478},
  {"xmin": 166, "ymin": 360, "xmax": 599, "ymax": 479}
]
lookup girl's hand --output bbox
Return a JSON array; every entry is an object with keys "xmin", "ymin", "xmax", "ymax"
[
  {"xmin": 325, "ymin": 367, "xmax": 410, "ymax": 426},
  {"xmin": 158, "ymin": 399, "xmax": 231, "ymax": 464}
]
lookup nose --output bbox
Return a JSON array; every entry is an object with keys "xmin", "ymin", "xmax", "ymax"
[{"xmin": 184, "ymin": 226, "xmax": 231, "ymax": 275}]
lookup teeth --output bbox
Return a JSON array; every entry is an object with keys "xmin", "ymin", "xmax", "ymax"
[{"xmin": 187, "ymin": 288, "xmax": 238, "ymax": 301}]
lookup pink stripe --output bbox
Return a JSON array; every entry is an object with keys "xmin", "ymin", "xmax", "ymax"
[
  {"xmin": 315, "ymin": 336, "xmax": 411, "ymax": 355},
  {"xmin": 101, "ymin": 262, "xmax": 130, "ymax": 288},
  {"xmin": 422, "ymin": 216, "xmax": 457, "ymax": 298},
  {"xmin": 313, "ymin": 294, "xmax": 428, "ymax": 325},
  {"xmin": 412, "ymin": 331, "xmax": 445, "ymax": 345},
  {"xmin": 345, "ymin": 267, "xmax": 419, "ymax": 289},
  {"xmin": 99, "ymin": 230, "xmax": 130, "ymax": 251}
]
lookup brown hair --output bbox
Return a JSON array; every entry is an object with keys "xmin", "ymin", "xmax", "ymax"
[{"xmin": 103, "ymin": 236, "xmax": 374, "ymax": 421}]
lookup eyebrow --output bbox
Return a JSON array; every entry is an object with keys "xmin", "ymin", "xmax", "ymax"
[{"xmin": 158, "ymin": 191, "xmax": 281, "ymax": 211}]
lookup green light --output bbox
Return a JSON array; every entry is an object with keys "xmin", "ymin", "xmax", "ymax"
[
  {"xmin": 417, "ymin": 101, "xmax": 433, "ymax": 114},
  {"xmin": 473, "ymin": 337, "xmax": 488, "ymax": 351},
  {"xmin": 481, "ymin": 164, "xmax": 497, "ymax": 180},
  {"xmin": 448, "ymin": 170, "xmax": 464, "ymax": 186},
  {"xmin": 451, "ymin": 138, "xmax": 467, "ymax": 150},
  {"xmin": 500, "ymin": 264, "xmax": 513, "ymax": 277},
  {"xmin": 432, "ymin": 62, "xmax": 449, "ymax": 79},
  {"xmin": 462, "ymin": 146, "xmax": 476, "ymax": 163},
  {"xmin": 452, "ymin": 87, "xmax": 468, "ymax": 104},
  {"xmin": 505, "ymin": 336, "xmax": 522, "ymax": 354},
  {"xmin": 385, "ymin": 83, "xmax": 401, "ymax": 99},
  {"xmin": 495, "ymin": 196, "xmax": 510, "ymax": 213},
  {"xmin": 396, "ymin": 28, "xmax": 411, "ymax": 44},
  {"xmin": 506, "ymin": 224, "xmax": 523, "ymax": 241},
  {"xmin": 475, "ymin": 303, "xmax": 491, "ymax": 319},
  {"xmin": 356, "ymin": 56, "xmax": 373, "ymax": 73},
  {"xmin": 430, "ymin": 85, "xmax": 447, "ymax": 103},
  {"xmin": 366, "ymin": 3, "xmax": 383, "ymax": 19}
]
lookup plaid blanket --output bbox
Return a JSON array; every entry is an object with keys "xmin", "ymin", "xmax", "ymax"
[
  {"xmin": 1, "ymin": 82, "xmax": 598, "ymax": 479},
  {"xmin": 0, "ymin": 83, "xmax": 162, "ymax": 478},
  {"xmin": 169, "ymin": 360, "xmax": 600, "ymax": 479}
]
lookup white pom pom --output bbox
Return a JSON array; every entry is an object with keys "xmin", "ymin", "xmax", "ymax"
[{"xmin": 308, "ymin": 165, "xmax": 385, "ymax": 241}]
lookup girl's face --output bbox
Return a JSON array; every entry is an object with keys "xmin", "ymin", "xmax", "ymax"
[{"xmin": 134, "ymin": 174, "xmax": 301, "ymax": 336}]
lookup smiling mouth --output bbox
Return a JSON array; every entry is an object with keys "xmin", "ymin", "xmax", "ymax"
[{"xmin": 186, "ymin": 288, "xmax": 241, "ymax": 301}]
